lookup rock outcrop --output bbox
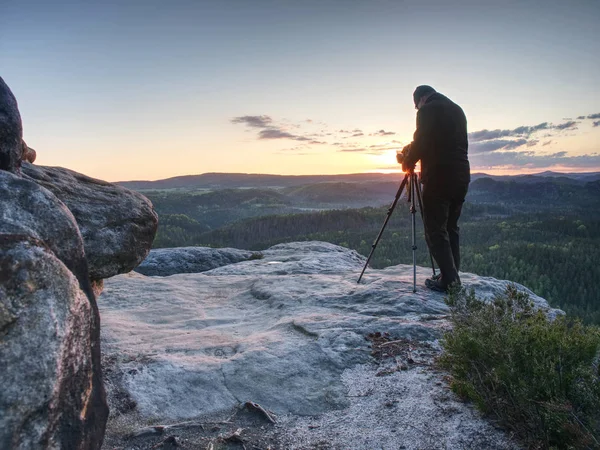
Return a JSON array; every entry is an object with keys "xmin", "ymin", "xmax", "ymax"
[
  {"xmin": 22, "ymin": 163, "xmax": 157, "ymax": 280},
  {"xmin": 0, "ymin": 235, "xmax": 105, "ymax": 449},
  {"xmin": 99, "ymin": 241, "xmax": 559, "ymax": 449},
  {"xmin": 0, "ymin": 76, "xmax": 23, "ymax": 174},
  {"xmin": 135, "ymin": 246, "xmax": 258, "ymax": 276},
  {"xmin": 0, "ymin": 77, "xmax": 158, "ymax": 449}
]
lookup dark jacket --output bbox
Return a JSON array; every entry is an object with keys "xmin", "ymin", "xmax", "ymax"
[{"xmin": 404, "ymin": 92, "xmax": 470, "ymax": 188}]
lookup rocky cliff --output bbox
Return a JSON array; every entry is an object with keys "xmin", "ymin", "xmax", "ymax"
[
  {"xmin": 99, "ymin": 242, "xmax": 560, "ymax": 449},
  {"xmin": 0, "ymin": 76, "xmax": 158, "ymax": 449}
]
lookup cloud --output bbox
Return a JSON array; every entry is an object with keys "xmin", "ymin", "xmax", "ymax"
[
  {"xmin": 370, "ymin": 129, "xmax": 396, "ymax": 136},
  {"xmin": 503, "ymin": 139, "xmax": 529, "ymax": 150},
  {"xmin": 542, "ymin": 140, "xmax": 552, "ymax": 146},
  {"xmin": 593, "ymin": 121, "xmax": 600, "ymax": 127},
  {"xmin": 232, "ymin": 114, "xmax": 328, "ymax": 143},
  {"xmin": 554, "ymin": 121, "xmax": 577, "ymax": 130},
  {"xmin": 470, "ymin": 139, "xmax": 528, "ymax": 154},
  {"xmin": 231, "ymin": 115, "xmax": 273, "ymax": 128},
  {"xmin": 526, "ymin": 140, "xmax": 538, "ymax": 147},
  {"xmin": 587, "ymin": 113, "xmax": 600, "ymax": 119},
  {"xmin": 469, "ymin": 122, "xmax": 548, "ymax": 142},
  {"xmin": 469, "ymin": 119, "xmax": 583, "ymax": 144},
  {"xmin": 258, "ymin": 128, "xmax": 311, "ymax": 141},
  {"xmin": 351, "ymin": 132, "xmax": 364, "ymax": 137},
  {"xmin": 470, "ymin": 150, "xmax": 600, "ymax": 170},
  {"xmin": 577, "ymin": 116, "xmax": 586, "ymax": 120}
]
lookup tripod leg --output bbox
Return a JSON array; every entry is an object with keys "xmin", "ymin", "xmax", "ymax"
[
  {"xmin": 411, "ymin": 174, "xmax": 417, "ymax": 293},
  {"xmin": 414, "ymin": 176, "xmax": 437, "ymax": 277},
  {"xmin": 357, "ymin": 173, "xmax": 409, "ymax": 283}
]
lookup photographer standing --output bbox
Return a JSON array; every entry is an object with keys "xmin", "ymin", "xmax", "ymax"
[{"xmin": 400, "ymin": 85, "xmax": 470, "ymax": 292}]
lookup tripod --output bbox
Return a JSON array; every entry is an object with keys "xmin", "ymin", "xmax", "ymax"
[{"xmin": 357, "ymin": 170, "xmax": 436, "ymax": 292}]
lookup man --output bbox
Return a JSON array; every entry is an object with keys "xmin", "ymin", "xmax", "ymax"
[{"xmin": 401, "ymin": 85, "xmax": 470, "ymax": 292}]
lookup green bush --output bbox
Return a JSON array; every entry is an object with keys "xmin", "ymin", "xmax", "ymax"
[{"xmin": 439, "ymin": 285, "xmax": 600, "ymax": 449}]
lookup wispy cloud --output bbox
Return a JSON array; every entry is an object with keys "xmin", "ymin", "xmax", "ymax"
[
  {"xmin": 468, "ymin": 122, "xmax": 549, "ymax": 142},
  {"xmin": 554, "ymin": 121, "xmax": 577, "ymax": 130},
  {"xmin": 470, "ymin": 139, "xmax": 529, "ymax": 154},
  {"xmin": 258, "ymin": 128, "xmax": 310, "ymax": 141},
  {"xmin": 471, "ymin": 150, "xmax": 600, "ymax": 170},
  {"xmin": 370, "ymin": 129, "xmax": 396, "ymax": 136},
  {"xmin": 468, "ymin": 119, "xmax": 583, "ymax": 145},
  {"xmin": 233, "ymin": 114, "xmax": 322, "ymax": 142},
  {"xmin": 231, "ymin": 115, "xmax": 273, "ymax": 128},
  {"xmin": 593, "ymin": 121, "xmax": 600, "ymax": 127},
  {"xmin": 587, "ymin": 113, "xmax": 600, "ymax": 119}
]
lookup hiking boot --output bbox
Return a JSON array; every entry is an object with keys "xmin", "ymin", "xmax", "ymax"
[{"xmin": 425, "ymin": 277, "xmax": 448, "ymax": 293}]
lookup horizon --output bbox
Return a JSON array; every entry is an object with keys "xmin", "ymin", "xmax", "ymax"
[
  {"xmin": 2, "ymin": 0, "xmax": 599, "ymax": 182},
  {"xmin": 115, "ymin": 167, "xmax": 600, "ymax": 183}
]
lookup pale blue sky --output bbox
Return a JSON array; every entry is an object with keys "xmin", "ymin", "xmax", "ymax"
[{"xmin": 1, "ymin": 0, "xmax": 599, "ymax": 180}]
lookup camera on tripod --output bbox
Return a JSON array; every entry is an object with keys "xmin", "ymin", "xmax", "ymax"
[
  {"xmin": 357, "ymin": 143, "xmax": 436, "ymax": 290},
  {"xmin": 396, "ymin": 144, "xmax": 410, "ymax": 165}
]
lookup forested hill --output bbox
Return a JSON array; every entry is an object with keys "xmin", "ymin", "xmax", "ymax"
[
  {"xmin": 141, "ymin": 175, "xmax": 600, "ymax": 325},
  {"xmin": 118, "ymin": 171, "xmax": 600, "ymax": 191},
  {"xmin": 117, "ymin": 172, "xmax": 400, "ymax": 190},
  {"xmin": 141, "ymin": 177, "xmax": 600, "ymax": 231},
  {"xmin": 468, "ymin": 178, "xmax": 600, "ymax": 211}
]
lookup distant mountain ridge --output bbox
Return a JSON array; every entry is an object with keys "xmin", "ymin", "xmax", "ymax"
[{"xmin": 117, "ymin": 171, "xmax": 600, "ymax": 190}]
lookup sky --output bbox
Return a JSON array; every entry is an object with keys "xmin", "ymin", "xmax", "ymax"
[{"xmin": 1, "ymin": 0, "xmax": 599, "ymax": 181}]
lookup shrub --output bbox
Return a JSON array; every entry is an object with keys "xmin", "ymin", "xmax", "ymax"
[{"xmin": 439, "ymin": 285, "xmax": 600, "ymax": 449}]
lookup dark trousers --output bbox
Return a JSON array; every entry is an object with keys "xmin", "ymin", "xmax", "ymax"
[{"xmin": 422, "ymin": 181, "xmax": 468, "ymax": 286}]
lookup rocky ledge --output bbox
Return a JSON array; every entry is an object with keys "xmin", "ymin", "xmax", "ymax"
[
  {"xmin": 0, "ymin": 76, "xmax": 158, "ymax": 449},
  {"xmin": 99, "ymin": 242, "xmax": 559, "ymax": 449}
]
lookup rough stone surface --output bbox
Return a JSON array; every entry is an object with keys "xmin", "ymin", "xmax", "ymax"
[
  {"xmin": 100, "ymin": 241, "xmax": 558, "ymax": 448},
  {"xmin": 0, "ymin": 236, "xmax": 107, "ymax": 449},
  {"xmin": 135, "ymin": 246, "xmax": 258, "ymax": 276},
  {"xmin": 22, "ymin": 162, "xmax": 158, "ymax": 280},
  {"xmin": 0, "ymin": 76, "xmax": 23, "ymax": 174},
  {"xmin": 1, "ymin": 77, "xmax": 156, "ymax": 449},
  {"xmin": 0, "ymin": 170, "xmax": 94, "ymax": 301}
]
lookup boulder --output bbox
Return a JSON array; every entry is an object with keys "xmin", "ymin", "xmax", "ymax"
[
  {"xmin": 0, "ymin": 171, "xmax": 94, "ymax": 301},
  {"xmin": 135, "ymin": 246, "xmax": 258, "ymax": 276},
  {"xmin": 0, "ymin": 235, "xmax": 108, "ymax": 449},
  {"xmin": 0, "ymin": 75, "xmax": 156, "ymax": 449},
  {"xmin": 22, "ymin": 163, "xmax": 158, "ymax": 280}
]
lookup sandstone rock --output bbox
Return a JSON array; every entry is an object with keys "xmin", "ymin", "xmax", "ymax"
[
  {"xmin": 22, "ymin": 142, "xmax": 36, "ymax": 163},
  {"xmin": 99, "ymin": 241, "xmax": 559, "ymax": 429},
  {"xmin": 0, "ymin": 235, "xmax": 108, "ymax": 449},
  {"xmin": 0, "ymin": 170, "xmax": 93, "ymax": 300},
  {"xmin": 0, "ymin": 76, "xmax": 23, "ymax": 174},
  {"xmin": 22, "ymin": 162, "xmax": 158, "ymax": 280},
  {"xmin": 135, "ymin": 246, "xmax": 258, "ymax": 276}
]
